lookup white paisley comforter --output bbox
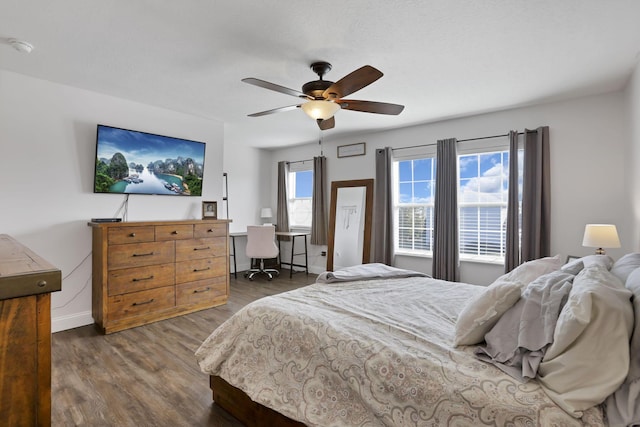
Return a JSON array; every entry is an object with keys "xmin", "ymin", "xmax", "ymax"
[{"xmin": 195, "ymin": 276, "xmax": 605, "ymax": 426}]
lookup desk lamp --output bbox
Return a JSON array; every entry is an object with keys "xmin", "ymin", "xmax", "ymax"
[
  {"xmin": 582, "ymin": 224, "xmax": 621, "ymax": 255},
  {"xmin": 261, "ymin": 208, "xmax": 273, "ymax": 226}
]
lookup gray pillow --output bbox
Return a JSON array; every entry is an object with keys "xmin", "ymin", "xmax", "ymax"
[
  {"xmin": 606, "ymin": 267, "xmax": 640, "ymax": 426},
  {"xmin": 611, "ymin": 253, "xmax": 640, "ymax": 283}
]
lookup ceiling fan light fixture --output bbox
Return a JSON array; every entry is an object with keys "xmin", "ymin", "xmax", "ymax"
[{"xmin": 301, "ymin": 100, "xmax": 340, "ymax": 120}]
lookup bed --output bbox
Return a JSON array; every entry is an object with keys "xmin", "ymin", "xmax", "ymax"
[{"xmin": 195, "ymin": 258, "xmax": 640, "ymax": 426}]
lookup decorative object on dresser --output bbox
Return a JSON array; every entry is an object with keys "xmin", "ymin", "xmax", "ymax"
[
  {"xmin": 202, "ymin": 201, "xmax": 218, "ymax": 219},
  {"xmin": 88, "ymin": 219, "xmax": 230, "ymax": 334},
  {"xmin": 0, "ymin": 234, "xmax": 61, "ymax": 426}
]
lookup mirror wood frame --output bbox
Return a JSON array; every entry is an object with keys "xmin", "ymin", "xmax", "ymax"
[{"xmin": 327, "ymin": 179, "xmax": 374, "ymax": 271}]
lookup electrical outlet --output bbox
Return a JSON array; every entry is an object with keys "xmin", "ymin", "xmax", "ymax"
[{"xmin": 321, "ymin": 251, "xmax": 327, "ymax": 256}]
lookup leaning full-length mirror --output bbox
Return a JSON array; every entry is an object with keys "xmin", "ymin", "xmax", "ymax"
[{"xmin": 327, "ymin": 179, "xmax": 374, "ymax": 271}]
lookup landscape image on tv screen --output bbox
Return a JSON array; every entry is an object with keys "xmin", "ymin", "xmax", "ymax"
[{"xmin": 94, "ymin": 125, "xmax": 206, "ymax": 196}]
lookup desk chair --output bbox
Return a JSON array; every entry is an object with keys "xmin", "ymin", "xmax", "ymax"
[{"xmin": 245, "ymin": 225, "xmax": 280, "ymax": 280}]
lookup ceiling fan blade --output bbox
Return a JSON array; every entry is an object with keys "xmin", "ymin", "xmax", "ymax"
[
  {"xmin": 317, "ymin": 116, "xmax": 335, "ymax": 130},
  {"xmin": 242, "ymin": 78, "xmax": 310, "ymax": 99},
  {"xmin": 337, "ymin": 99, "xmax": 404, "ymax": 115},
  {"xmin": 248, "ymin": 104, "xmax": 301, "ymax": 117},
  {"xmin": 322, "ymin": 65, "xmax": 383, "ymax": 99}
]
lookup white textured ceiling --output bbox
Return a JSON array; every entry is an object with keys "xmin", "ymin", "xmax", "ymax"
[{"xmin": 2, "ymin": 1, "xmax": 640, "ymax": 148}]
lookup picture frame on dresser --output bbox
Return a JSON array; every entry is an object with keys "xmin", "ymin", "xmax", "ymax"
[{"xmin": 202, "ymin": 201, "xmax": 217, "ymax": 219}]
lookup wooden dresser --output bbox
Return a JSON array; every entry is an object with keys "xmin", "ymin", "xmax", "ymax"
[
  {"xmin": 0, "ymin": 234, "xmax": 62, "ymax": 427},
  {"xmin": 89, "ymin": 219, "xmax": 230, "ymax": 334}
]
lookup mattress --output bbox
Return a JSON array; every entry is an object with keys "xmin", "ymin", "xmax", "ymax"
[{"xmin": 195, "ymin": 276, "xmax": 605, "ymax": 426}]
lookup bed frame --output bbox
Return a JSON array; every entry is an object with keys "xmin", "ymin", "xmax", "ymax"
[{"xmin": 210, "ymin": 376, "xmax": 305, "ymax": 427}]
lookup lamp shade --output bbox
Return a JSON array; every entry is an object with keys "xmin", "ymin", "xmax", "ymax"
[
  {"xmin": 260, "ymin": 208, "xmax": 273, "ymax": 219},
  {"xmin": 301, "ymin": 100, "xmax": 340, "ymax": 120},
  {"xmin": 582, "ymin": 224, "xmax": 621, "ymax": 254}
]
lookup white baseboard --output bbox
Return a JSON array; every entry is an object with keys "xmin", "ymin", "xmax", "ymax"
[
  {"xmin": 309, "ymin": 266, "xmax": 325, "ymax": 275},
  {"xmin": 52, "ymin": 310, "xmax": 93, "ymax": 333}
]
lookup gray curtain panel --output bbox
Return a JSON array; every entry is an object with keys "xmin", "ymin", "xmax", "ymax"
[
  {"xmin": 433, "ymin": 138, "xmax": 459, "ymax": 281},
  {"xmin": 505, "ymin": 130, "xmax": 520, "ymax": 272},
  {"xmin": 521, "ymin": 126, "xmax": 551, "ymax": 262},
  {"xmin": 373, "ymin": 147, "xmax": 394, "ymax": 265},
  {"xmin": 276, "ymin": 161, "xmax": 290, "ymax": 237},
  {"xmin": 310, "ymin": 156, "xmax": 328, "ymax": 245}
]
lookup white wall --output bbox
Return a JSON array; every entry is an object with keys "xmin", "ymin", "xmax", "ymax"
[
  {"xmin": 626, "ymin": 61, "xmax": 640, "ymax": 249},
  {"xmin": 269, "ymin": 90, "xmax": 632, "ymax": 285},
  {"xmin": 221, "ymin": 129, "xmax": 276, "ymax": 273},
  {"xmin": 0, "ymin": 70, "xmax": 225, "ymax": 332}
]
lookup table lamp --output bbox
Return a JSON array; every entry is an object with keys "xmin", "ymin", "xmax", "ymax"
[
  {"xmin": 261, "ymin": 207, "xmax": 273, "ymax": 226},
  {"xmin": 582, "ymin": 224, "xmax": 621, "ymax": 255}
]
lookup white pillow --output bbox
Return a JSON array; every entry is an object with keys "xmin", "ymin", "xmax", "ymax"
[
  {"xmin": 537, "ymin": 265, "xmax": 633, "ymax": 417},
  {"xmin": 502, "ymin": 254, "xmax": 564, "ymax": 287},
  {"xmin": 454, "ymin": 280, "xmax": 522, "ymax": 346},
  {"xmin": 611, "ymin": 253, "xmax": 640, "ymax": 283},
  {"xmin": 453, "ymin": 255, "xmax": 563, "ymax": 347}
]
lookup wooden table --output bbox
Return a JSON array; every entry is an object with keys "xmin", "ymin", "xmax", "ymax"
[{"xmin": 0, "ymin": 234, "xmax": 61, "ymax": 426}]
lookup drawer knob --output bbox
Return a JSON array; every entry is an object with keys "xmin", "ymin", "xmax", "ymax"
[
  {"xmin": 193, "ymin": 287, "xmax": 212, "ymax": 294},
  {"xmin": 193, "ymin": 267, "xmax": 211, "ymax": 272},
  {"xmin": 36, "ymin": 280, "xmax": 47, "ymax": 288},
  {"xmin": 130, "ymin": 233, "xmax": 136, "ymax": 237},
  {"xmin": 193, "ymin": 246, "xmax": 211, "ymax": 251},
  {"xmin": 132, "ymin": 298, "xmax": 155, "ymax": 306},
  {"xmin": 208, "ymin": 229, "xmax": 214, "ymax": 233},
  {"xmin": 172, "ymin": 230, "xmax": 179, "ymax": 235}
]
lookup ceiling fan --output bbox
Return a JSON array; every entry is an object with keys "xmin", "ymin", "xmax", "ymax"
[{"xmin": 242, "ymin": 61, "xmax": 405, "ymax": 130}]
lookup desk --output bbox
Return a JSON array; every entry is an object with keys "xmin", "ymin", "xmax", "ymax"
[
  {"xmin": 229, "ymin": 231, "xmax": 309, "ymax": 279},
  {"xmin": 275, "ymin": 231, "xmax": 309, "ymax": 279}
]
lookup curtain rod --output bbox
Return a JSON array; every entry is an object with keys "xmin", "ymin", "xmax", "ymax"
[
  {"xmin": 287, "ymin": 159, "xmax": 313, "ymax": 165},
  {"xmin": 392, "ymin": 130, "xmax": 534, "ymax": 151}
]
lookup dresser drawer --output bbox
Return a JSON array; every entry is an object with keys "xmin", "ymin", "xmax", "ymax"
[
  {"xmin": 176, "ymin": 277, "xmax": 227, "ymax": 306},
  {"xmin": 108, "ymin": 241, "xmax": 175, "ymax": 269},
  {"xmin": 108, "ymin": 263, "xmax": 175, "ymax": 296},
  {"xmin": 176, "ymin": 257, "xmax": 226, "ymax": 284},
  {"xmin": 107, "ymin": 286, "xmax": 175, "ymax": 320},
  {"xmin": 194, "ymin": 223, "xmax": 227, "ymax": 238},
  {"xmin": 155, "ymin": 224, "xmax": 194, "ymax": 241},
  {"xmin": 108, "ymin": 226, "xmax": 155, "ymax": 245},
  {"xmin": 175, "ymin": 237, "xmax": 226, "ymax": 262}
]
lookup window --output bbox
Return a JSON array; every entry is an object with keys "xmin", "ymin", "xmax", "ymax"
[
  {"xmin": 288, "ymin": 163, "xmax": 313, "ymax": 228},
  {"xmin": 458, "ymin": 150, "xmax": 514, "ymax": 262},
  {"xmin": 395, "ymin": 157, "xmax": 436, "ymax": 253},
  {"xmin": 393, "ymin": 141, "xmax": 521, "ymax": 263}
]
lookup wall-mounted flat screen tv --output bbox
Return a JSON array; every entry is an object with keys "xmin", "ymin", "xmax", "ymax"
[{"xmin": 94, "ymin": 124, "xmax": 206, "ymax": 196}]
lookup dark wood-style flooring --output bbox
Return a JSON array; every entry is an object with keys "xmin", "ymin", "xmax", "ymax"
[{"xmin": 51, "ymin": 270, "xmax": 316, "ymax": 427}]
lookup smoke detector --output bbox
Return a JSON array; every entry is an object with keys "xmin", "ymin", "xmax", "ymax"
[{"xmin": 9, "ymin": 38, "xmax": 34, "ymax": 54}]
